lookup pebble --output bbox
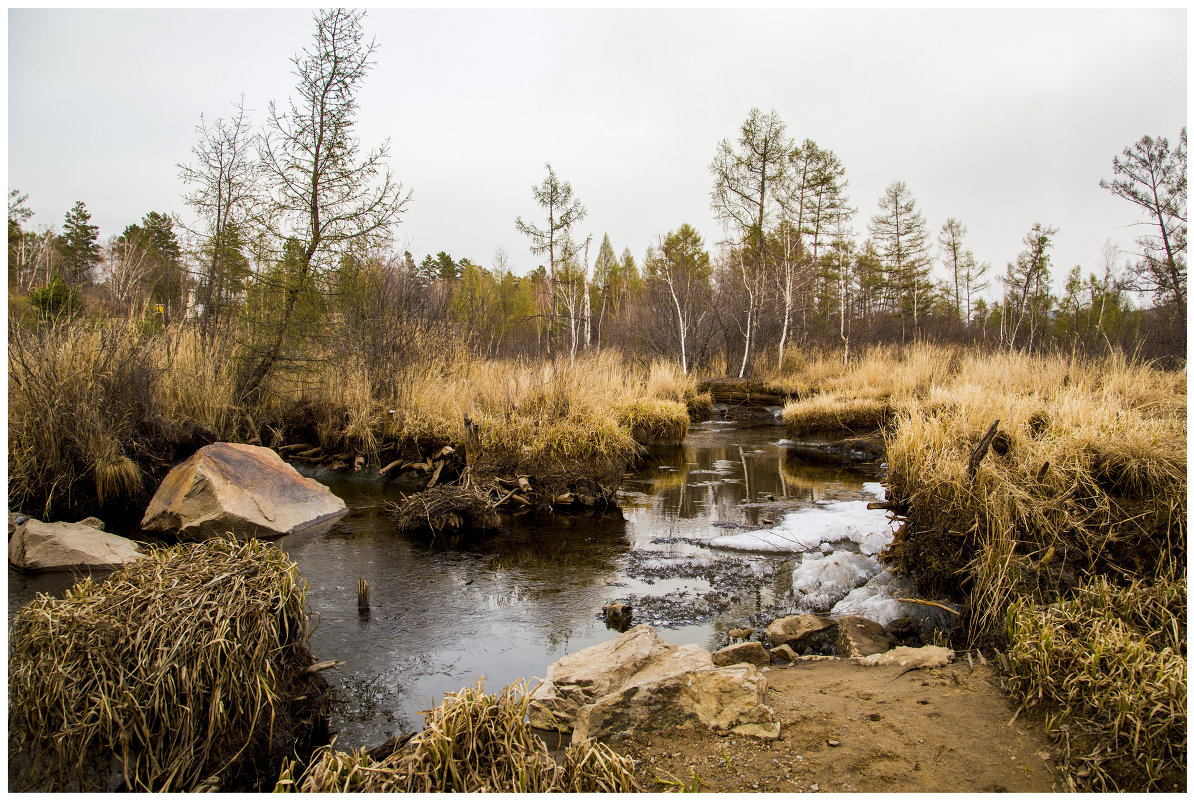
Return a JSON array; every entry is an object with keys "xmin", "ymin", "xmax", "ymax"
[
  {"xmin": 811, "ymin": 783, "xmax": 820, "ymax": 792},
  {"xmin": 827, "ymin": 739, "xmax": 841, "ymax": 747}
]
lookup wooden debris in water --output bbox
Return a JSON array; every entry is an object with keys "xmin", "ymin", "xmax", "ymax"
[{"xmin": 387, "ymin": 485, "xmax": 500, "ymax": 535}]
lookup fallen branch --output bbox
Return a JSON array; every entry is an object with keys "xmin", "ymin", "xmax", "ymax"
[
  {"xmin": 300, "ymin": 660, "xmax": 344, "ymax": 676},
  {"xmin": 896, "ymin": 597, "xmax": 960, "ymax": 615},
  {"xmin": 967, "ymin": 420, "xmax": 1000, "ymax": 477}
]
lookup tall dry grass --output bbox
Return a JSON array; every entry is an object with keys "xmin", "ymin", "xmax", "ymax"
[
  {"xmin": 274, "ymin": 679, "xmax": 641, "ymax": 793},
  {"xmin": 776, "ymin": 343, "xmax": 958, "ymax": 434},
  {"xmin": 880, "ymin": 349, "xmax": 1186, "ymax": 790}
]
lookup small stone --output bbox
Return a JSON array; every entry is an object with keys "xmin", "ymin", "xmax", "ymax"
[
  {"xmin": 827, "ymin": 739, "xmax": 840, "ymax": 747},
  {"xmin": 811, "ymin": 783, "xmax": 819, "ymax": 792},
  {"xmin": 769, "ymin": 644, "xmax": 798, "ymax": 664}
]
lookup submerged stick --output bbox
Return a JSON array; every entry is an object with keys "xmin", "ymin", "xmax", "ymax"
[{"xmin": 358, "ymin": 578, "xmax": 370, "ymax": 616}]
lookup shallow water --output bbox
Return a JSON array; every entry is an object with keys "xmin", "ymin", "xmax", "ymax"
[{"xmin": 7, "ymin": 419, "xmax": 882, "ymax": 750}]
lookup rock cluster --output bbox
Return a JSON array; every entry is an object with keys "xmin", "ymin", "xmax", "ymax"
[{"xmin": 530, "ymin": 625, "xmax": 779, "ymax": 742}]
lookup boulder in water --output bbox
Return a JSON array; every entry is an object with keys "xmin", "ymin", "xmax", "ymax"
[
  {"xmin": 141, "ymin": 443, "xmax": 347, "ymax": 540},
  {"xmin": 9, "ymin": 519, "xmax": 143, "ymax": 572}
]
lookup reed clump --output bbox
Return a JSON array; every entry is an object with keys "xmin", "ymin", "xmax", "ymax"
[
  {"xmin": 274, "ymin": 679, "xmax": 642, "ymax": 793},
  {"xmin": 881, "ymin": 349, "xmax": 1186, "ymax": 790},
  {"xmin": 776, "ymin": 343, "xmax": 957, "ymax": 435},
  {"xmin": 1005, "ymin": 571, "xmax": 1186, "ymax": 791},
  {"xmin": 8, "ymin": 537, "xmax": 328, "ymax": 792}
]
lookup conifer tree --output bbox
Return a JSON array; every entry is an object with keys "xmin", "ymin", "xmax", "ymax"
[{"xmin": 60, "ymin": 201, "xmax": 100, "ymax": 287}]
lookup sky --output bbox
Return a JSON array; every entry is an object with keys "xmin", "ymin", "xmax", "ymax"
[{"xmin": 7, "ymin": 7, "xmax": 1188, "ymax": 299}]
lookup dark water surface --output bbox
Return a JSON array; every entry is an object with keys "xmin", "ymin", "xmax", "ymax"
[{"xmin": 8, "ymin": 419, "xmax": 876, "ymax": 750}]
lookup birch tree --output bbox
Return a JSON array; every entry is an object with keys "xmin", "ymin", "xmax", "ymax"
[
  {"xmin": 710, "ymin": 108, "xmax": 790, "ymax": 377},
  {"xmin": 644, "ymin": 223, "xmax": 712, "ymax": 374}
]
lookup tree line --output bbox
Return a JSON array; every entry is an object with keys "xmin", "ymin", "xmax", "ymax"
[{"xmin": 8, "ymin": 12, "xmax": 1187, "ymax": 386}]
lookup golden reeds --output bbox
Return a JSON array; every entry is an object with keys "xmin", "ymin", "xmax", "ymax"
[
  {"xmin": 275, "ymin": 679, "xmax": 642, "ymax": 793},
  {"xmin": 8, "ymin": 537, "xmax": 324, "ymax": 792}
]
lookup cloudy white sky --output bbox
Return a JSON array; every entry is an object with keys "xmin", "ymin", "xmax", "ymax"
[{"xmin": 8, "ymin": 7, "xmax": 1188, "ymax": 296}]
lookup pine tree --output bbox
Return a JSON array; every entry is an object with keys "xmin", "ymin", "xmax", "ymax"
[
  {"xmin": 60, "ymin": 201, "xmax": 100, "ymax": 287},
  {"xmin": 868, "ymin": 181, "xmax": 931, "ymax": 342}
]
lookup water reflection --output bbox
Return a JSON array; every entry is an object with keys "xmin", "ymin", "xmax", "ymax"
[{"xmin": 7, "ymin": 420, "xmax": 882, "ymax": 751}]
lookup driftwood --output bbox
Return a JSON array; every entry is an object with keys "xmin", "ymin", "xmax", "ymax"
[
  {"xmin": 389, "ymin": 485, "xmax": 500, "ymax": 535},
  {"xmin": 276, "ymin": 442, "xmax": 313, "ymax": 454},
  {"xmin": 895, "ymin": 597, "xmax": 961, "ymax": 616},
  {"xmin": 967, "ymin": 420, "xmax": 1001, "ymax": 477},
  {"xmin": 300, "ymin": 660, "xmax": 344, "ymax": 676},
  {"xmin": 297, "ymin": 446, "xmax": 323, "ymax": 459},
  {"xmin": 357, "ymin": 578, "xmax": 370, "ymax": 616}
]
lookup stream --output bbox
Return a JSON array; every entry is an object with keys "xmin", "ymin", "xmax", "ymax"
[{"xmin": 8, "ymin": 417, "xmax": 925, "ymax": 751}]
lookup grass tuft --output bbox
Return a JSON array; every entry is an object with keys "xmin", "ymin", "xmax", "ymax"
[
  {"xmin": 8, "ymin": 537, "xmax": 326, "ymax": 792},
  {"xmin": 275, "ymin": 679, "xmax": 642, "ymax": 793}
]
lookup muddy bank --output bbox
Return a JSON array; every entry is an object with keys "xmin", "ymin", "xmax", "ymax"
[{"xmin": 613, "ymin": 658, "xmax": 1063, "ymax": 792}]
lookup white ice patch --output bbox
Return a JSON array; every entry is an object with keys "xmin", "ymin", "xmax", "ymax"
[
  {"xmin": 709, "ymin": 493, "xmax": 897, "ymax": 556},
  {"xmin": 831, "ymin": 569, "xmax": 959, "ymax": 629},
  {"xmin": 787, "ymin": 551, "xmax": 881, "ymax": 612}
]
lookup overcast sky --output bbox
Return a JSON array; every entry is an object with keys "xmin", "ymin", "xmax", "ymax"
[{"xmin": 8, "ymin": 7, "xmax": 1188, "ymax": 297}]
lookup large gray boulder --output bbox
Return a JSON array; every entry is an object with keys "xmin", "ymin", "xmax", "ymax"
[
  {"xmin": 9, "ymin": 519, "xmax": 143, "ymax": 572},
  {"xmin": 141, "ymin": 443, "xmax": 347, "ymax": 540},
  {"xmin": 572, "ymin": 663, "xmax": 779, "ymax": 743},
  {"xmin": 529, "ymin": 624, "xmax": 711, "ymax": 731}
]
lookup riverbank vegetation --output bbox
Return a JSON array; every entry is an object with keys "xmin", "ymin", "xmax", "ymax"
[
  {"xmin": 275, "ymin": 680, "xmax": 641, "ymax": 792},
  {"xmin": 8, "ymin": 538, "xmax": 328, "ymax": 792},
  {"xmin": 6, "ymin": 7, "xmax": 1185, "ymax": 793}
]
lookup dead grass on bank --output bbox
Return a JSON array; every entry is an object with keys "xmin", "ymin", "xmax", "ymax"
[
  {"xmin": 1005, "ymin": 572, "xmax": 1186, "ymax": 791},
  {"xmin": 880, "ymin": 349, "xmax": 1186, "ymax": 790},
  {"xmin": 274, "ymin": 679, "xmax": 641, "ymax": 793},
  {"xmin": 8, "ymin": 538, "xmax": 325, "ymax": 792},
  {"xmin": 774, "ymin": 344, "xmax": 957, "ymax": 435}
]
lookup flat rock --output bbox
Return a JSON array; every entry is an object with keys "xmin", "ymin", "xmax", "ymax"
[
  {"xmin": 712, "ymin": 641, "xmax": 771, "ymax": 669},
  {"xmin": 529, "ymin": 624, "xmax": 712, "ymax": 731},
  {"xmin": 765, "ymin": 613, "xmax": 837, "ymax": 650},
  {"xmin": 9, "ymin": 519, "xmax": 143, "ymax": 572},
  {"xmin": 571, "ymin": 663, "xmax": 778, "ymax": 743},
  {"xmin": 854, "ymin": 645, "xmax": 954, "ymax": 670},
  {"xmin": 141, "ymin": 442, "xmax": 347, "ymax": 540},
  {"xmin": 835, "ymin": 614, "xmax": 895, "ymax": 657}
]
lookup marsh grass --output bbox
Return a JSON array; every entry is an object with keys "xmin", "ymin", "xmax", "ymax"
[
  {"xmin": 878, "ymin": 349, "xmax": 1186, "ymax": 790},
  {"xmin": 8, "ymin": 538, "xmax": 325, "ymax": 792},
  {"xmin": 275, "ymin": 679, "xmax": 641, "ymax": 793},
  {"xmin": 1005, "ymin": 571, "xmax": 1186, "ymax": 790},
  {"xmin": 8, "ymin": 317, "xmax": 690, "ymax": 518}
]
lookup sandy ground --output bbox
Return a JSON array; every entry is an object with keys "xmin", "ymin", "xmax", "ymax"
[{"xmin": 611, "ymin": 657, "xmax": 1063, "ymax": 793}]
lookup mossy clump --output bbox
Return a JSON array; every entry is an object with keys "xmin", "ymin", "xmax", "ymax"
[
  {"xmin": 8, "ymin": 537, "xmax": 328, "ymax": 792},
  {"xmin": 275, "ymin": 679, "xmax": 642, "ymax": 793}
]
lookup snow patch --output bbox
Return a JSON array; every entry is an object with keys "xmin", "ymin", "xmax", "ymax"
[
  {"xmin": 787, "ymin": 551, "xmax": 881, "ymax": 612},
  {"xmin": 709, "ymin": 494, "xmax": 897, "ymax": 556}
]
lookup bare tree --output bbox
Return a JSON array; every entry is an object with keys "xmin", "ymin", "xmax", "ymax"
[
  {"xmin": 100, "ymin": 235, "xmax": 153, "ymax": 310},
  {"xmin": 1099, "ymin": 128, "xmax": 1187, "ymax": 320},
  {"xmin": 711, "ymin": 108, "xmax": 790, "ymax": 377},
  {"xmin": 515, "ymin": 163, "xmax": 586, "ymax": 358},
  {"xmin": 242, "ymin": 8, "xmax": 410, "ymax": 398},
  {"xmin": 644, "ymin": 224, "xmax": 712, "ymax": 374},
  {"xmin": 178, "ymin": 97, "xmax": 260, "ymax": 338}
]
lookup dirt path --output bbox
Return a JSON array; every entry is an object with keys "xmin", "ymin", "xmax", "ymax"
[{"xmin": 612, "ymin": 657, "xmax": 1062, "ymax": 792}]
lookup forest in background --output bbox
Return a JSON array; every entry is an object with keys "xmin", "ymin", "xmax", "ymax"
[{"xmin": 6, "ymin": 9, "xmax": 1187, "ymax": 384}]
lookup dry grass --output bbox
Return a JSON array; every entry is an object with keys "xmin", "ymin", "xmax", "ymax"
[
  {"xmin": 1005, "ymin": 571, "xmax": 1186, "ymax": 790},
  {"xmin": 8, "ymin": 317, "xmax": 692, "ymax": 518},
  {"xmin": 274, "ymin": 679, "xmax": 641, "ymax": 793},
  {"xmin": 8, "ymin": 537, "xmax": 325, "ymax": 792},
  {"xmin": 879, "ymin": 349, "xmax": 1186, "ymax": 790},
  {"xmin": 782, "ymin": 394, "xmax": 893, "ymax": 435}
]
